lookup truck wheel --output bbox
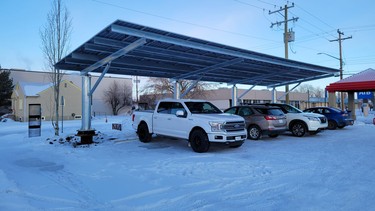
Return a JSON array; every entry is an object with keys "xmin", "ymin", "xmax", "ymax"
[
  {"xmin": 291, "ymin": 121, "xmax": 307, "ymax": 137},
  {"xmin": 189, "ymin": 129, "xmax": 210, "ymax": 153},
  {"xmin": 248, "ymin": 125, "xmax": 261, "ymax": 140},
  {"xmin": 138, "ymin": 123, "xmax": 152, "ymax": 143}
]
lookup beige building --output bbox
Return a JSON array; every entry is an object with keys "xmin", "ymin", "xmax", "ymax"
[
  {"xmin": 203, "ymin": 88, "xmax": 309, "ymax": 110},
  {"xmin": 140, "ymin": 88, "xmax": 309, "ymax": 110},
  {"xmin": 11, "ymin": 80, "xmax": 82, "ymax": 122},
  {"xmin": 9, "ymin": 69, "xmax": 133, "ymax": 117}
]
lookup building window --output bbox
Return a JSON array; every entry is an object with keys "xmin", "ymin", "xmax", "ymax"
[{"xmin": 64, "ymin": 83, "xmax": 67, "ymax": 88}]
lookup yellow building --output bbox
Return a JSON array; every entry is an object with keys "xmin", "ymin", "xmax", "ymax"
[{"xmin": 11, "ymin": 80, "xmax": 82, "ymax": 121}]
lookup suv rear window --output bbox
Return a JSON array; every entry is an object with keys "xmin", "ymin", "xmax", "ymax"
[
  {"xmin": 255, "ymin": 108, "xmax": 284, "ymax": 116},
  {"xmin": 267, "ymin": 108, "xmax": 285, "ymax": 116}
]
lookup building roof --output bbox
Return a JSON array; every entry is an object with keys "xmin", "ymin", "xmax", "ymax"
[
  {"xmin": 18, "ymin": 82, "xmax": 52, "ymax": 97},
  {"xmin": 55, "ymin": 19, "xmax": 339, "ymax": 88},
  {"xmin": 326, "ymin": 68, "xmax": 375, "ymax": 92}
]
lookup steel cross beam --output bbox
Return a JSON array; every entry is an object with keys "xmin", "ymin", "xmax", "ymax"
[
  {"xmin": 173, "ymin": 58, "xmax": 244, "ymax": 80},
  {"xmin": 111, "ymin": 24, "xmax": 337, "ymax": 74},
  {"xmin": 80, "ymin": 38, "xmax": 147, "ymax": 75},
  {"xmin": 277, "ymin": 82, "xmax": 301, "ymax": 100}
]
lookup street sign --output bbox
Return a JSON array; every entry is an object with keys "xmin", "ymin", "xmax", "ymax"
[{"xmin": 358, "ymin": 91, "xmax": 373, "ymax": 99}]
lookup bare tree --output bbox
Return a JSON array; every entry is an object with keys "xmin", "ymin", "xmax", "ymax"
[
  {"xmin": 295, "ymin": 84, "xmax": 325, "ymax": 98},
  {"xmin": 104, "ymin": 81, "xmax": 133, "ymax": 115},
  {"xmin": 40, "ymin": 0, "xmax": 72, "ymax": 136},
  {"xmin": 142, "ymin": 77, "xmax": 217, "ymax": 100}
]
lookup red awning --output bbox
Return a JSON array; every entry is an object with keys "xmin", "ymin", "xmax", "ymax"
[{"xmin": 326, "ymin": 68, "xmax": 375, "ymax": 92}]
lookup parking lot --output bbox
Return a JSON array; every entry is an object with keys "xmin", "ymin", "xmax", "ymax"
[{"xmin": 0, "ymin": 113, "xmax": 374, "ymax": 210}]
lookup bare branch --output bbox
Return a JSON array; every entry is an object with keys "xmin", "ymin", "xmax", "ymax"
[{"xmin": 40, "ymin": 0, "xmax": 72, "ymax": 136}]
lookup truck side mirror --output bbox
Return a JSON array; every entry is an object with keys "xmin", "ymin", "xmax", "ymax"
[{"xmin": 176, "ymin": 110, "xmax": 186, "ymax": 118}]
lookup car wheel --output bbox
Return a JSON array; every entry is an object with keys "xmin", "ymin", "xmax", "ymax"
[
  {"xmin": 248, "ymin": 125, "xmax": 261, "ymax": 140},
  {"xmin": 189, "ymin": 129, "xmax": 210, "ymax": 153},
  {"xmin": 137, "ymin": 123, "xmax": 152, "ymax": 143},
  {"xmin": 291, "ymin": 121, "xmax": 307, "ymax": 137},
  {"xmin": 268, "ymin": 134, "xmax": 279, "ymax": 138},
  {"xmin": 328, "ymin": 120, "xmax": 337, "ymax": 130}
]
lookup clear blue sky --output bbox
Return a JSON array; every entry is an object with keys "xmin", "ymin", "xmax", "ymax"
[{"xmin": 1, "ymin": 0, "xmax": 374, "ymax": 89}]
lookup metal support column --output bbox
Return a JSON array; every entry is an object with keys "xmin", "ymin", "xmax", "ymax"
[
  {"xmin": 77, "ymin": 74, "xmax": 96, "ymax": 144},
  {"xmin": 82, "ymin": 74, "xmax": 92, "ymax": 131},
  {"xmin": 232, "ymin": 85, "xmax": 237, "ymax": 106},
  {"xmin": 174, "ymin": 80, "xmax": 180, "ymax": 99},
  {"xmin": 272, "ymin": 88, "xmax": 277, "ymax": 103}
]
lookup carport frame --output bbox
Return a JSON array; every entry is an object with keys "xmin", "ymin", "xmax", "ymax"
[{"xmin": 55, "ymin": 20, "xmax": 340, "ymax": 142}]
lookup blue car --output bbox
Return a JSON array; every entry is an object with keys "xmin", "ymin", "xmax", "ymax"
[{"xmin": 303, "ymin": 107, "xmax": 354, "ymax": 130}]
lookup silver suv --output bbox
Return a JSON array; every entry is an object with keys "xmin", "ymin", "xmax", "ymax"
[{"xmin": 224, "ymin": 105, "xmax": 287, "ymax": 140}]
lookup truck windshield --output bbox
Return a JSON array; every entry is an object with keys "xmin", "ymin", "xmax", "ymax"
[{"xmin": 185, "ymin": 102, "xmax": 222, "ymax": 114}]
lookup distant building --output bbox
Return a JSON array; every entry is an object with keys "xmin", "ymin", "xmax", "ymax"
[
  {"xmin": 203, "ymin": 88, "xmax": 309, "ymax": 110},
  {"xmin": 11, "ymin": 80, "xmax": 81, "ymax": 121},
  {"xmin": 8, "ymin": 69, "xmax": 133, "ymax": 117},
  {"xmin": 139, "ymin": 88, "xmax": 310, "ymax": 110}
]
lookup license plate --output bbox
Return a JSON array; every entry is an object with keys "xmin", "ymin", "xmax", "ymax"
[
  {"xmin": 235, "ymin": 136, "xmax": 241, "ymax": 141},
  {"xmin": 279, "ymin": 120, "xmax": 283, "ymax": 123}
]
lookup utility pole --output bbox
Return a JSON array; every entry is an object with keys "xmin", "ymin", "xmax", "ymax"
[
  {"xmin": 269, "ymin": 4, "xmax": 298, "ymax": 104},
  {"xmin": 330, "ymin": 29, "xmax": 352, "ymax": 110}
]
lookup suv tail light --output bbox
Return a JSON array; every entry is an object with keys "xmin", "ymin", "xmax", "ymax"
[{"xmin": 264, "ymin": 115, "xmax": 277, "ymax": 120}]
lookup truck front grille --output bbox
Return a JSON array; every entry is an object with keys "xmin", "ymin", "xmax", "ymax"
[{"xmin": 222, "ymin": 121, "xmax": 246, "ymax": 132}]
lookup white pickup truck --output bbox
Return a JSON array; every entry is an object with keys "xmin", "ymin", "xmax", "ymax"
[{"xmin": 132, "ymin": 99, "xmax": 247, "ymax": 153}]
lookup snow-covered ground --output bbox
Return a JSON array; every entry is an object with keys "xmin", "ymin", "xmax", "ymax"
[{"xmin": 1, "ymin": 110, "xmax": 375, "ymax": 210}]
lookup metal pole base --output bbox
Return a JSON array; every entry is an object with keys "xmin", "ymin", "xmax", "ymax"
[{"xmin": 76, "ymin": 130, "xmax": 96, "ymax": 144}]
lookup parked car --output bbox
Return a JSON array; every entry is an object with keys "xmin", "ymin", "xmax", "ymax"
[
  {"xmin": 303, "ymin": 107, "xmax": 354, "ymax": 130},
  {"xmin": 256, "ymin": 103, "xmax": 328, "ymax": 137},
  {"xmin": 224, "ymin": 105, "xmax": 287, "ymax": 140}
]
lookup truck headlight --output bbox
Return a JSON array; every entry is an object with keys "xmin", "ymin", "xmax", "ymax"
[
  {"xmin": 305, "ymin": 116, "xmax": 320, "ymax": 121},
  {"xmin": 209, "ymin": 121, "xmax": 224, "ymax": 132}
]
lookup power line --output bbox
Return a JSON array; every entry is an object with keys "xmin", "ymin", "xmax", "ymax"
[
  {"xmin": 91, "ymin": 0, "xmax": 278, "ymax": 43},
  {"xmin": 233, "ymin": 0, "xmax": 265, "ymax": 10},
  {"xmin": 294, "ymin": 4, "xmax": 336, "ymax": 30}
]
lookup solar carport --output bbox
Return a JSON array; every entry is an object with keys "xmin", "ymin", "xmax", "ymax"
[{"xmin": 55, "ymin": 19, "xmax": 339, "ymax": 142}]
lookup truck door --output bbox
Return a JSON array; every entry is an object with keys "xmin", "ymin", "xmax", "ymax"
[
  {"xmin": 168, "ymin": 102, "xmax": 189, "ymax": 138},
  {"xmin": 153, "ymin": 102, "xmax": 172, "ymax": 135},
  {"xmin": 153, "ymin": 102, "xmax": 189, "ymax": 138}
]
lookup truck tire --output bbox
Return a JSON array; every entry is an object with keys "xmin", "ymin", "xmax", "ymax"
[
  {"xmin": 291, "ymin": 121, "xmax": 307, "ymax": 137},
  {"xmin": 248, "ymin": 125, "xmax": 261, "ymax": 140},
  {"xmin": 137, "ymin": 123, "xmax": 152, "ymax": 143},
  {"xmin": 189, "ymin": 129, "xmax": 210, "ymax": 153}
]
